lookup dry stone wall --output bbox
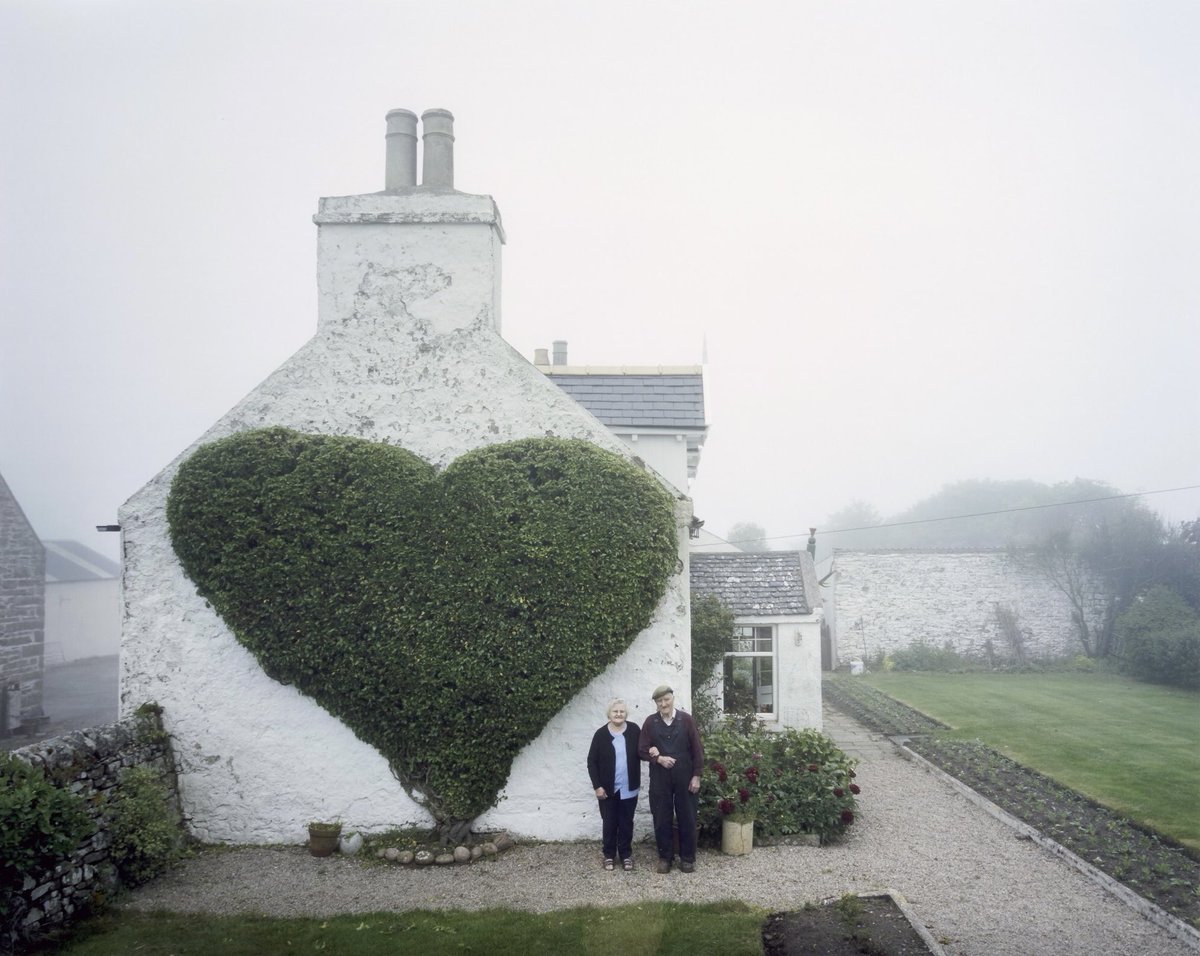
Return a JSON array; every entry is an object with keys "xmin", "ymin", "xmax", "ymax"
[
  {"xmin": 7, "ymin": 710, "xmax": 180, "ymax": 944},
  {"xmin": 833, "ymin": 550, "xmax": 1086, "ymax": 663}
]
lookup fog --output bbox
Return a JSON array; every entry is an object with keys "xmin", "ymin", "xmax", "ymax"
[{"xmin": 3, "ymin": 0, "xmax": 1198, "ymax": 562}]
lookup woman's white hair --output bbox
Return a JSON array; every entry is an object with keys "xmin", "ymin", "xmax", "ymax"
[{"xmin": 606, "ymin": 697, "xmax": 628, "ymax": 717}]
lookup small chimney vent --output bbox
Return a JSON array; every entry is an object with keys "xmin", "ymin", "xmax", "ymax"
[
  {"xmin": 384, "ymin": 109, "xmax": 418, "ymax": 189},
  {"xmin": 552, "ymin": 340, "xmax": 568, "ymax": 366},
  {"xmin": 421, "ymin": 108, "xmax": 455, "ymax": 188},
  {"xmin": 533, "ymin": 348, "xmax": 549, "ymax": 366}
]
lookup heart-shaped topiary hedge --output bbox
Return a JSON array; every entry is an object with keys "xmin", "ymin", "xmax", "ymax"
[{"xmin": 166, "ymin": 427, "xmax": 678, "ymax": 837}]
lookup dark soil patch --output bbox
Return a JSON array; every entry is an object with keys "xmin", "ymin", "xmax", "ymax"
[
  {"xmin": 823, "ymin": 676, "xmax": 1200, "ymax": 930},
  {"xmin": 763, "ymin": 895, "xmax": 935, "ymax": 955}
]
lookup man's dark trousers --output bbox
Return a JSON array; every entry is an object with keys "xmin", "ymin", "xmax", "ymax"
[{"xmin": 649, "ymin": 763, "xmax": 697, "ymax": 862}]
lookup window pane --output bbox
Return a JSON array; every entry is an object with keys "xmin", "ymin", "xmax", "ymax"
[
  {"xmin": 723, "ymin": 654, "xmax": 774, "ymax": 715},
  {"xmin": 733, "ymin": 625, "xmax": 774, "ymax": 654}
]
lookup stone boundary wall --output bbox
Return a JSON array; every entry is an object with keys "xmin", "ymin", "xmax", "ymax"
[
  {"xmin": 833, "ymin": 550, "xmax": 1090, "ymax": 663},
  {"xmin": 7, "ymin": 710, "xmax": 180, "ymax": 946}
]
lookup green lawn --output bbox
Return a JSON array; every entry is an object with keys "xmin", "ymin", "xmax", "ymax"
[
  {"xmin": 52, "ymin": 903, "xmax": 767, "ymax": 956},
  {"xmin": 863, "ymin": 671, "xmax": 1200, "ymax": 849}
]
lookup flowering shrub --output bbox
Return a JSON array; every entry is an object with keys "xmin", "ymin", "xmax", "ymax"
[{"xmin": 699, "ymin": 720, "xmax": 859, "ymax": 842}]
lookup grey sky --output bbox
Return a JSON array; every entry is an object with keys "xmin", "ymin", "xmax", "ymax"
[{"xmin": 3, "ymin": 0, "xmax": 1198, "ymax": 561}]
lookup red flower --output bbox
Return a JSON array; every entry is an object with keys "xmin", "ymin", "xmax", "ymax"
[
  {"xmin": 833, "ymin": 787, "xmax": 845, "ymax": 798},
  {"xmin": 711, "ymin": 761, "xmax": 726, "ymax": 774},
  {"xmin": 745, "ymin": 767, "xmax": 759, "ymax": 783},
  {"xmin": 738, "ymin": 787, "xmax": 751, "ymax": 803},
  {"xmin": 840, "ymin": 810, "xmax": 855, "ymax": 824},
  {"xmin": 718, "ymin": 769, "xmax": 728, "ymax": 782},
  {"xmin": 718, "ymin": 799, "xmax": 734, "ymax": 815},
  {"xmin": 808, "ymin": 763, "xmax": 820, "ymax": 773},
  {"xmin": 849, "ymin": 783, "xmax": 861, "ymax": 795}
]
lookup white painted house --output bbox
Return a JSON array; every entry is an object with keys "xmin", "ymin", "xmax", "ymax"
[
  {"xmin": 43, "ymin": 541, "xmax": 121, "ymax": 664},
  {"xmin": 118, "ymin": 109, "xmax": 692, "ymax": 844},
  {"xmin": 537, "ymin": 348, "xmax": 707, "ymax": 495}
]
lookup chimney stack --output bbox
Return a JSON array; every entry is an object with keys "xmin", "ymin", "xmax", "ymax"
[
  {"xmin": 384, "ymin": 109, "xmax": 419, "ymax": 189},
  {"xmin": 317, "ymin": 110, "xmax": 504, "ymax": 334},
  {"xmin": 552, "ymin": 340, "xmax": 568, "ymax": 366},
  {"xmin": 421, "ymin": 108, "xmax": 455, "ymax": 188}
]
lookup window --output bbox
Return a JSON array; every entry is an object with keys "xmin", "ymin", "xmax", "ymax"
[{"xmin": 724, "ymin": 625, "xmax": 774, "ymax": 715}]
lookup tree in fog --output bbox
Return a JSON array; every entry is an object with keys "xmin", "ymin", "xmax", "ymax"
[
  {"xmin": 726, "ymin": 522, "xmax": 769, "ymax": 552},
  {"xmin": 822, "ymin": 500, "xmax": 885, "ymax": 555}
]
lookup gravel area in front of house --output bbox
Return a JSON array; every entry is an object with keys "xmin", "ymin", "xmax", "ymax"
[{"xmin": 121, "ymin": 712, "xmax": 1195, "ymax": 956}]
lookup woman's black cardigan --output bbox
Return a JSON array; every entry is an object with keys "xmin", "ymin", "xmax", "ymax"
[{"xmin": 586, "ymin": 724, "xmax": 643, "ymax": 797}]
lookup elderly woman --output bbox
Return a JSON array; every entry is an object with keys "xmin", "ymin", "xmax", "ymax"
[{"xmin": 586, "ymin": 697, "xmax": 642, "ymax": 871}]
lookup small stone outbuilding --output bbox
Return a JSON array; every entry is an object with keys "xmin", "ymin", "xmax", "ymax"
[
  {"xmin": 1, "ymin": 468, "xmax": 46, "ymax": 734},
  {"xmin": 691, "ymin": 550, "xmax": 824, "ymax": 731}
]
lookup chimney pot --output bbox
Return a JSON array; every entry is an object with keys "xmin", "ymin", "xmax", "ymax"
[
  {"xmin": 552, "ymin": 340, "xmax": 568, "ymax": 366},
  {"xmin": 421, "ymin": 108, "xmax": 455, "ymax": 188},
  {"xmin": 534, "ymin": 348, "xmax": 549, "ymax": 366},
  {"xmin": 384, "ymin": 109, "xmax": 419, "ymax": 189}
]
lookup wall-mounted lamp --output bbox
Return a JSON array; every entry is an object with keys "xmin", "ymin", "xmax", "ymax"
[{"xmin": 96, "ymin": 525, "xmax": 121, "ymax": 532}]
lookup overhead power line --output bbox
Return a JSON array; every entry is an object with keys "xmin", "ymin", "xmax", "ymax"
[{"xmin": 699, "ymin": 483, "xmax": 1200, "ymax": 549}]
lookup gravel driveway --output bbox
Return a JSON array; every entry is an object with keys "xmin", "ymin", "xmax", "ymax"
[{"xmin": 122, "ymin": 708, "xmax": 1196, "ymax": 956}]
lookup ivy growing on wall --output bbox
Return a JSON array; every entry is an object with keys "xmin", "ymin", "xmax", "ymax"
[
  {"xmin": 0, "ymin": 755, "xmax": 90, "ymax": 927},
  {"xmin": 167, "ymin": 428, "xmax": 678, "ymax": 838}
]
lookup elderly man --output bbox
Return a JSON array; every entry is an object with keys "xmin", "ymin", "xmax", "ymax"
[{"xmin": 638, "ymin": 684, "xmax": 704, "ymax": 873}]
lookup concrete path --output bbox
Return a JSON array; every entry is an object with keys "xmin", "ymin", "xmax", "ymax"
[{"xmin": 817, "ymin": 703, "xmax": 1196, "ymax": 955}]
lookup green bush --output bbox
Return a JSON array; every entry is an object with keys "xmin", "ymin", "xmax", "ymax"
[
  {"xmin": 167, "ymin": 428, "xmax": 678, "ymax": 837},
  {"xmin": 698, "ymin": 720, "xmax": 859, "ymax": 841},
  {"xmin": 107, "ymin": 766, "xmax": 183, "ymax": 886},
  {"xmin": 1116, "ymin": 586, "xmax": 1200, "ymax": 689},
  {"xmin": 0, "ymin": 754, "xmax": 91, "ymax": 920}
]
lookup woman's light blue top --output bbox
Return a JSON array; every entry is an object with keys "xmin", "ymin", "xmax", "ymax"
[{"xmin": 611, "ymin": 728, "xmax": 638, "ymax": 799}]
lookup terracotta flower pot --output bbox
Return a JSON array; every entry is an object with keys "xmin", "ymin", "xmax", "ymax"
[{"xmin": 308, "ymin": 823, "xmax": 342, "ymax": 857}]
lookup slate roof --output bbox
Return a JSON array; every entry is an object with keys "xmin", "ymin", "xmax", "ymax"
[
  {"xmin": 44, "ymin": 540, "xmax": 121, "ymax": 583},
  {"xmin": 544, "ymin": 369, "xmax": 705, "ymax": 429},
  {"xmin": 690, "ymin": 551, "xmax": 817, "ymax": 616}
]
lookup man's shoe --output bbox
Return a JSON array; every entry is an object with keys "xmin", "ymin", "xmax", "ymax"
[
  {"xmin": 679, "ymin": 860, "xmax": 695, "ymax": 873},
  {"xmin": 655, "ymin": 859, "xmax": 672, "ymax": 874}
]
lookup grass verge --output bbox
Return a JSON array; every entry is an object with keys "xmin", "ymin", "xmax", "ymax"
[
  {"xmin": 47, "ymin": 902, "xmax": 767, "ymax": 955},
  {"xmin": 860, "ymin": 671, "xmax": 1199, "ymax": 849}
]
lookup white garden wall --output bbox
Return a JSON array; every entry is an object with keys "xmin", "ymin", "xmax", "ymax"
[{"xmin": 833, "ymin": 550, "xmax": 1087, "ymax": 664}]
